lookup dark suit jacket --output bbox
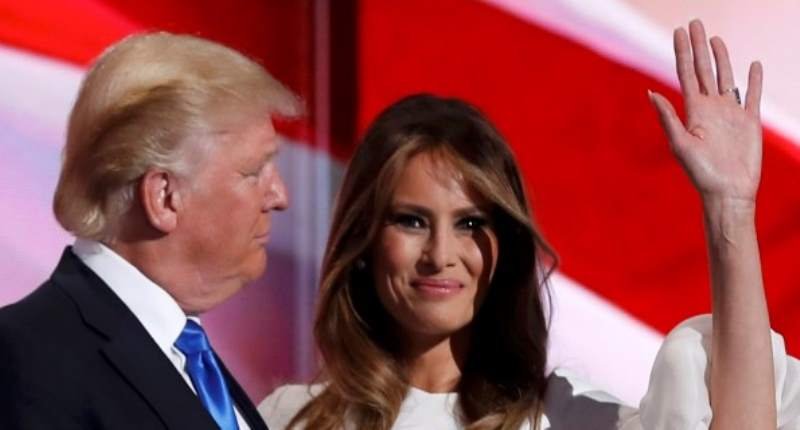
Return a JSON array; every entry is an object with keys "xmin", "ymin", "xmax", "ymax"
[{"xmin": 0, "ymin": 247, "xmax": 268, "ymax": 430}]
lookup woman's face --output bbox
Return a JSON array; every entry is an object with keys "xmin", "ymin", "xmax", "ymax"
[{"xmin": 372, "ymin": 151, "xmax": 499, "ymax": 342}]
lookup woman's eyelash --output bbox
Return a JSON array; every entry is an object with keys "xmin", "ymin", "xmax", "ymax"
[
  {"xmin": 457, "ymin": 216, "xmax": 488, "ymax": 230},
  {"xmin": 391, "ymin": 213, "xmax": 427, "ymax": 229},
  {"xmin": 389, "ymin": 212, "xmax": 489, "ymax": 231}
]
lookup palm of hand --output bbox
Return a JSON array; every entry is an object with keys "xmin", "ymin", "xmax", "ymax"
[
  {"xmin": 649, "ymin": 20, "xmax": 763, "ymax": 204},
  {"xmin": 678, "ymin": 96, "xmax": 762, "ymax": 201}
]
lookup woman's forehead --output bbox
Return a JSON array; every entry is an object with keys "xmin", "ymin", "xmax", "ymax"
[{"xmin": 391, "ymin": 151, "xmax": 487, "ymax": 207}]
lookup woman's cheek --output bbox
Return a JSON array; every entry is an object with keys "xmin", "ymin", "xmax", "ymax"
[{"xmin": 460, "ymin": 238, "xmax": 487, "ymax": 276}]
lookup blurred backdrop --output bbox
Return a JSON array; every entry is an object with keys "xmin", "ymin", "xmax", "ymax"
[{"xmin": 1, "ymin": 0, "xmax": 798, "ymax": 407}]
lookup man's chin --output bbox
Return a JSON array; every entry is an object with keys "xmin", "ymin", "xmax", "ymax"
[{"xmin": 243, "ymin": 253, "xmax": 268, "ymax": 284}]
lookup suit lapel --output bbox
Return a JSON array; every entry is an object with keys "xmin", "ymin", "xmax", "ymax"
[
  {"xmin": 52, "ymin": 248, "xmax": 220, "ymax": 430},
  {"xmin": 216, "ymin": 353, "xmax": 269, "ymax": 430},
  {"xmin": 99, "ymin": 326, "xmax": 220, "ymax": 430}
]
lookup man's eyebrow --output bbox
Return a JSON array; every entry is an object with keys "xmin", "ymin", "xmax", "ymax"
[
  {"xmin": 262, "ymin": 148, "xmax": 278, "ymax": 164},
  {"xmin": 251, "ymin": 145, "xmax": 278, "ymax": 164}
]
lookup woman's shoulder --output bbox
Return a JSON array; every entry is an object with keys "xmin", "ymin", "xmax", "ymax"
[{"xmin": 258, "ymin": 383, "xmax": 325, "ymax": 430}]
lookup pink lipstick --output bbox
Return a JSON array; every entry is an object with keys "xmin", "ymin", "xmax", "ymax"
[{"xmin": 411, "ymin": 278, "xmax": 463, "ymax": 298}]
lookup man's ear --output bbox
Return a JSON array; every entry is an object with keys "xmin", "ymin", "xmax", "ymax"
[{"xmin": 139, "ymin": 170, "xmax": 182, "ymax": 233}]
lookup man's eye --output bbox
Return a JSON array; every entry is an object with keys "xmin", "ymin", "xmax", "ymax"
[
  {"xmin": 392, "ymin": 213, "xmax": 426, "ymax": 229},
  {"xmin": 242, "ymin": 166, "xmax": 263, "ymax": 178},
  {"xmin": 457, "ymin": 216, "xmax": 488, "ymax": 231}
]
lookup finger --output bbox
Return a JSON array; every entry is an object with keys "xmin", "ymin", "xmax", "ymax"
[
  {"xmin": 689, "ymin": 19, "xmax": 717, "ymax": 94},
  {"xmin": 648, "ymin": 90, "xmax": 688, "ymax": 150},
  {"xmin": 745, "ymin": 61, "xmax": 763, "ymax": 117},
  {"xmin": 710, "ymin": 36, "xmax": 736, "ymax": 99},
  {"xmin": 674, "ymin": 27, "xmax": 700, "ymax": 99}
]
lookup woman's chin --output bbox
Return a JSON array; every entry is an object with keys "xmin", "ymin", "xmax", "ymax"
[{"xmin": 400, "ymin": 314, "xmax": 473, "ymax": 340}]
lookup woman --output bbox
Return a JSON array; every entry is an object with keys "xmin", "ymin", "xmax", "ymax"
[{"xmin": 260, "ymin": 20, "xmax": 798, "ymax": 429}]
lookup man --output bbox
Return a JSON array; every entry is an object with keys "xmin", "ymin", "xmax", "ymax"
[{"xmin": 0, "ymin": 32, "xmax": 301, "ymax": 429}]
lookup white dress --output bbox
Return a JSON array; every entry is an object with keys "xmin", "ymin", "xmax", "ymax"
[{"xmin": 259, "ymin": 315, "xmax": 800, "ymax": 429}]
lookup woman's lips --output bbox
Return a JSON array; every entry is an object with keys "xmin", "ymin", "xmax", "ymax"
[{"xmin": 411, "ymin": 278, "xmax": 464, "ymax": 298}]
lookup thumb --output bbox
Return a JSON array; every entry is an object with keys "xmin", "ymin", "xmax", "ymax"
[{"xmin": 648, "ymin": 90, "xmax": 687, "ymax": 151}]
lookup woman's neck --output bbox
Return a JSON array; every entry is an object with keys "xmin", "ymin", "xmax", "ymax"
[{"xmin": 401, "ymin": 327, "xmax": 471, "ymax": 393}]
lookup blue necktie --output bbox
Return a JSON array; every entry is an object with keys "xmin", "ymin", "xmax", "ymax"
[{"xmin": 174, "ymin": 320, "xmax": 240, "ymax": 430}]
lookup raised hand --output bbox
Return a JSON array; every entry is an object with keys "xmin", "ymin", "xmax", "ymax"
[
  {"xmin": 649, "ymin": 19, "xmax": 763, "ymax": 206},
  {"xmin": 650, "ymin": 20, "xmax": 776, "ymax": 430}
]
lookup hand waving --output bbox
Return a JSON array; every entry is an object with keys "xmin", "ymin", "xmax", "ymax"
[{"xmin": 649, "ymin": 20, "xmax": 763, "ymax": 206}]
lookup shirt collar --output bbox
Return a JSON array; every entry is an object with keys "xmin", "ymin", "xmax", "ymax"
[{"xmin": 72, "ymin": 238, "xmax": 189, "ymax": 356}]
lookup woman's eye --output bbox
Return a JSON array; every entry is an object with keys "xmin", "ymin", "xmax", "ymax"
[
  {"xmin": 457, "ymin": 216, "xmax": 488, "ymax": 231},
  {"xmin": 392, "ymin": 213, "xmax": 426, "ymax": 229}
]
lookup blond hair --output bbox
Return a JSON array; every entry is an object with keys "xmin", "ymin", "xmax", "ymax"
[
  {"xmin": 54, "ymin": 32, "xmax": 302, "ymax": 240},
  {"xmin": 292, "ymin": 94, "xmax": 555, "ymax": 429}
]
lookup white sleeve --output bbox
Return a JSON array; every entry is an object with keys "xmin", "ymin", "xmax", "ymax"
[
  {"xmin": 543, "ymin": 368, "xmax": 639, "ymax": 429},
  {"xmin": 258, "ymin": 384, "xmax": 322, "ymax": 430},
  {"xmin": 635, "ymin": 314, "xmax": 800, "ymax": 429}
]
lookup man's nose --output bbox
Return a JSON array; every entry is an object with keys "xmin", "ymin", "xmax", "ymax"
[{"xmin": 263, "ymin": 171, "xmax": 289, "ymax": 211}]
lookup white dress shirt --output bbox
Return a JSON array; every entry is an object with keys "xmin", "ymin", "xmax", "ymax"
[{"xmin": 73, "ymin": 239, "xmax": 251, "ymax": 430}]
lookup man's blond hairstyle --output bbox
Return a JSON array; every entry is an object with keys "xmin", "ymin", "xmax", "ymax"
[{"xmin": 53, "ymin": 32, "xmax": 302, "ymax": 240}]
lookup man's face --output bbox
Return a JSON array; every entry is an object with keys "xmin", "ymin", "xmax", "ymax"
[{"xmin": 176, "ymin": 119, "xmax": 288, "ymax": 312}]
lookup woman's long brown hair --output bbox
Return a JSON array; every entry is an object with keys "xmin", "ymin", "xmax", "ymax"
[{"xmin": 290, "ymin": 94, "xmax": 556, "ymax": 429}]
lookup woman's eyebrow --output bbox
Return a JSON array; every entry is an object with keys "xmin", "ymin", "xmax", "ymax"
[
  {"xmin": 452, "ymin": 206, "xmax": 489, "ymax": 218},
  {"xmin": 390, "ymin": 202, "xmax": 488, "ymax": 218},
  {"xmin": 389, "ymin": 203, "xmax": 432, "ymax": 217}
]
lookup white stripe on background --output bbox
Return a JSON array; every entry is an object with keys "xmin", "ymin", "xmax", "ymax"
[
  {"xmin": 0, "ymin": 43, "xmax": 82, "ymax": 135},
  {"xmin": 547, "ymin": 271, "xmax": 664, "ymax": 406},
  {"xmin": 0, "ymin": 44, "xmax": 80, "ymax": 303}
]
